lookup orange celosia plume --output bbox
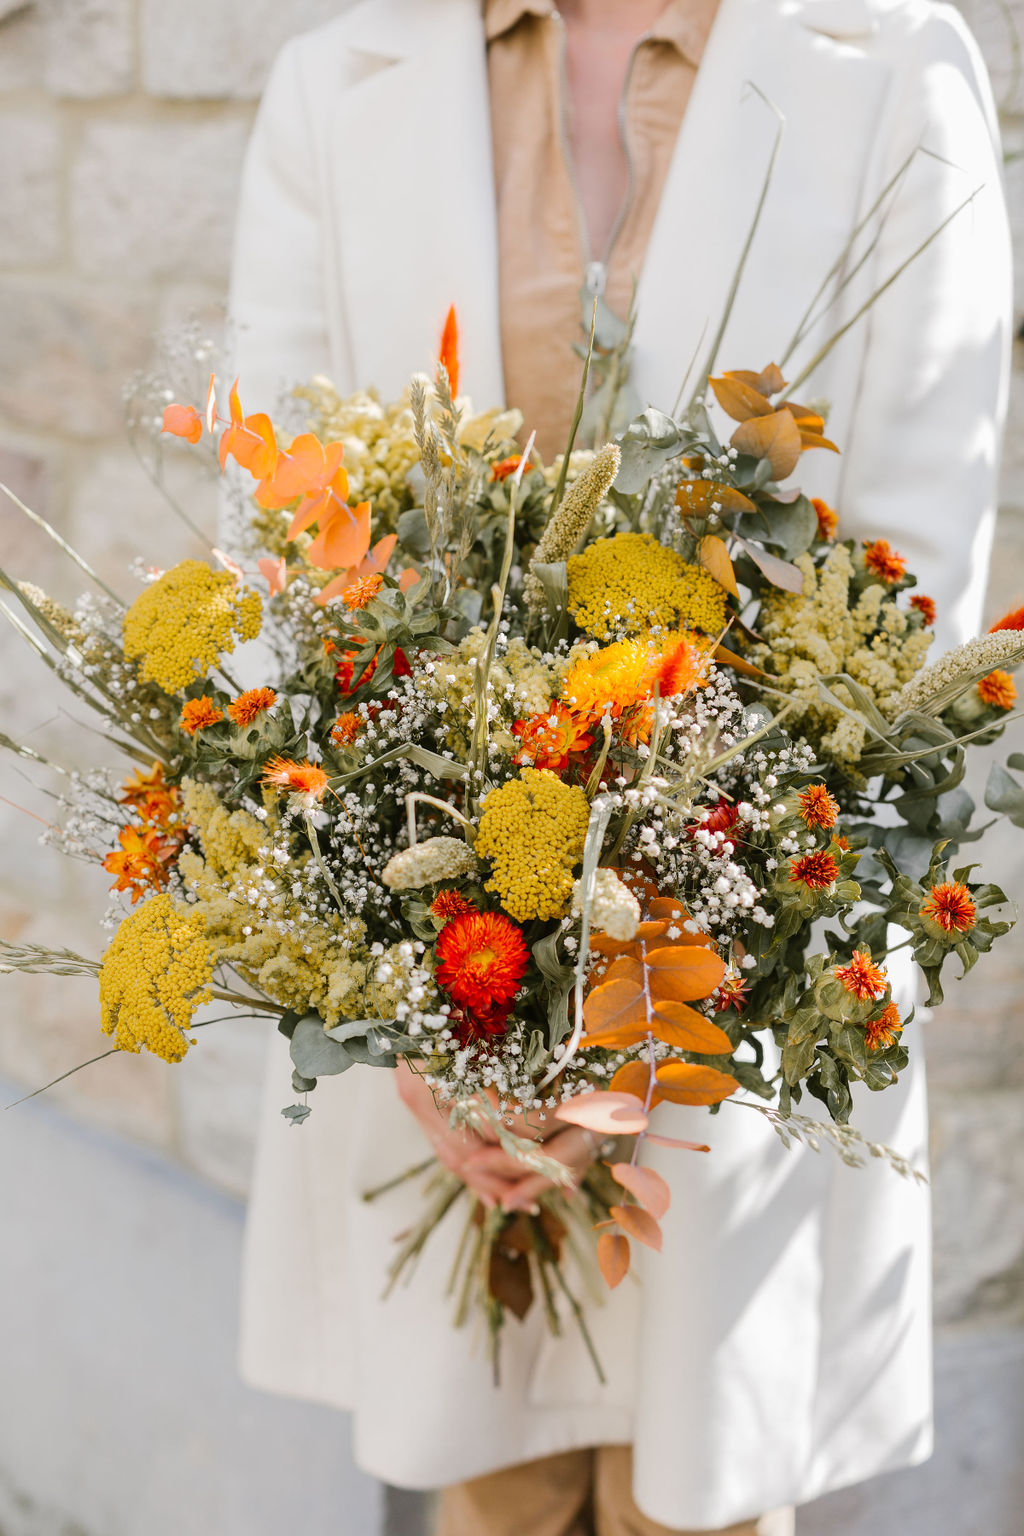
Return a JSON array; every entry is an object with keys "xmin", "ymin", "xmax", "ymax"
[{"xmin": 438, "ymin": 305, "xmax": 459, "ymax": 398}]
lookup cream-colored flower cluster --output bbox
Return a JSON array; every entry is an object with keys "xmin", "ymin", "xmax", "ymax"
[
  {"xmin": 889, "ymin": 629, "xmax": 1024, "ymax": 719},
  {"xmin": 417, "ymin": 629, "xmax": 569, "ymax": 756},
  {"xmin": 382, "ymin": 836, "xmax": 479, "ymax": 890},
  {"xmin": 178, "ymin": 781, "xmax": 369, "ymax": 1026},
  {"xmin": 571, "ymin": 867, "xmax": 640, "ymax": 941},
  {"xmin": 752, "ymin": 545, "xmax": 932, "ymax": 766}
]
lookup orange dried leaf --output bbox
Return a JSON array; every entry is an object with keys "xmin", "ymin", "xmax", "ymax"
[
  {"xmin": 675, "ymin": 481, "xmax": 757, "ymax": 520},
  {"xmin": 654, "ymin": 1061, "xmax": 739, "ymax": 1106},
  {"xmin": 644, "ymin": 945, "xmax": 726, "ymax": 1000},
  {"xmin": 609, "ymin": 1061, "xmax": 657, "ymax": 1101},
  {"xmin": 161, "ymin": 403, "xmax": 202, "ymax": 444},
  {"xmin": 709, "ymin": 375, "xmax": 774, "ymax": 422},
  {"xmin": 590, "ymin": 918, "xmax": 671, "ymax": 959},
  {"xmin": 645, "ymin": 1131, "xmax": 711, "ymax": 1152},
  {"xmin": 730, "ymin": 410, "xmax": 802, "ymax": 480},
  {"xmin": 610, "ymin": 1204, "xmax": 662, "ymax": 1252},
  {"xmin": 601, "ymin": 956, "xmax": 646, "ymax": 988},
  {"xmin": 597, "ymin": 1231, "xmax": 631, "ymax": 1288},
  {"xmin": 698, "ymin": 534, "xmax": 739, "ymax": 598},
  {"xmin": 722, "ymin": 365, "xmax": 787, "ymax": 397},
  {"xmin": 610, "ymin": 1162, "xmax": 671, "ymax": 1220},
  {"xmin": 714, "ymin": 643, "xmax": 767, "ymax": 680},
  {"xmin": 555, "ymin": 1091, "xmax": 649, "ymax": 1135}
]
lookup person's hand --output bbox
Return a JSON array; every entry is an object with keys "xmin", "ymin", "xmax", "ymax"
[
  {"xmin": 394, "ymin": 1061, "xmax": 523, "ymax": 1208},
  {"xmin": 481, "ymin": 1125, "xmax": 597, "ymax": 1213}
]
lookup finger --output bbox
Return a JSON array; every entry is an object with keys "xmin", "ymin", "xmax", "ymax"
[{"xmin": 461, "ymin": 1146, "xmax": 532, "ymax": 1182}]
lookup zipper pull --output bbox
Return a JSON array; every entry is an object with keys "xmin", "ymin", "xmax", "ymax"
[{"xmin": 584, "ymin": 260, "xmax": 607, "ymax": 299}]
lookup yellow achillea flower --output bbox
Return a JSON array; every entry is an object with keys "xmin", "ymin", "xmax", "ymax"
[
  {"xmin": 123, "ymin": 560, "xmax": 262, "ymax": 694},
  {"xmin": 566, "ymin": 532, "xmax": 726, "ymax": 640},
  {"xmin": 99, "ymin": 894, "xmax": 214, "ymax": 1062},
  {"xmin": 475, "ymin": 768, "xmax": 590, "ymax": 922}
]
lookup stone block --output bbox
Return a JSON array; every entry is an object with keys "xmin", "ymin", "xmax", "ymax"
[
  {"xmin": 0, "ymin": 113, "xmax": 62, "ymax": 269},
  {"xmin": 0, "ymin": 280, "xmax": 153, "ymax": 438},
  {"xmin": 930, "ymin": 1088, "xmax": 1024, "ymax": 1325},
  {"xmin": 39, "ymin": 0, "xmax": 134, "ymax": 98},
  {"xmin": 956, "ymin": 0, "xmax": 1024, "ymax": 116},
  {"xmin": 70, "ymin": 117, "xmax": 250, "ymax": 283},
  {"xmin": 0, "ymin": 4, "xmax": 45, "ymax": 92},
  {"xmin": 0, "ymin": 441, "xmax": 56, "ymax": 529},
  {"xmin": 997, "ymin": 352, "xmax": 1024, "ymax": 513},
  {"xmin": 140, "ymin": 0, "xmax": 352, "ymax": 99},
  {"xmin": 176, "ymin": 1013, "xmax": 273, "ymax": 1197},
  {"xmin": 66, "ymin": 445, "xmax": 216, "ymax": 585}
]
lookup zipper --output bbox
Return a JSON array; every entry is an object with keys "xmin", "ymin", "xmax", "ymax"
[{"xmin": 551, "ymin": 8, "xmax": 645, "ymax": 300}]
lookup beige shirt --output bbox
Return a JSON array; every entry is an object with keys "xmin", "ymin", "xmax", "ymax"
[{"xmin": 486, "ymin": 0, "xmax": 718, "ymax": 457}]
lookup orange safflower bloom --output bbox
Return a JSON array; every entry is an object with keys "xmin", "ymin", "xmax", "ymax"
[
  {"xmin": 834, "ymin": 949, "xmax": 888, "ymax": 1001},
  {"xmin": 261, "ymin": 756, "xmax": 329, "ymax": 803},
  {"xmin": 179, "ymin": 697, "xmax": 224, "ymax": 735},
  {"xmin": 512, "ymin": 702, "xmax": 594, "ymax": 771},
  {"xmin": 650, "ymin": 632, "xmax": 704, "ymax": 698},
  {"xmin": 228, "ymin": 687, "xmax": 277, "ymax": 727},
  {"xmin": 865, "ymin": 1001, "xmax": 903, "ymax": 1051},
  {"xmin": 437, "ymin": 304, "xmax": 460, "ymax": 397},
  {"xmin": 798, "ymin": 783, "xmax": 839, "ymax": 830},
  {"xmin": 789, "ymin": 850, "xmax": 839, "ymax": 890},
  {"xmin": 812, "ymin": 497, "xmax": 838, "ymax": 540},
  {"xmin": 989, "ymin": 604, "xmax": 1024, "ymax": 633},
  {"xmin": 103, "ymin": 826, "xmax": 174, "ymax": 903},
  {"xmin": 430, "ymin": 890, "xmax": 477, "ymax": 924},
  {"xmin": 331, "ymin": 712, "xmax": 362, "ymax": 747},
  {"xmin": 863, "ymin": 539, "xmax": 906, "ymax": 584},
  {"xmin": 921, "ymin": 880, "xmax": 976, "ymax": 934},
  {"xmin": 977, "ymin": 670, "xmax": 1017, "ymax": 710},
  {"xmin": 909, "ymin": 593, "xmax": 936, "ymax": 626},
  {"xmin": 161, "ymin": 403, "xmax": 202, "ymax": 444},
  {"xmin": 118, "ymin": 763, "xmax": 170, "ymax": 809},
  {"xmin": 434, "ymin": 910, "xmax": 528, "ymax": 1032},
  {"xmin": 342, "ymin": 573, "xmax": 384, "ymax": 611}
]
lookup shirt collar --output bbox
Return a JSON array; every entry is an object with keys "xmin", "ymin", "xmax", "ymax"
[{"xmin": 484, "ymin": 0, "xmax": 718, "ymax": 65}]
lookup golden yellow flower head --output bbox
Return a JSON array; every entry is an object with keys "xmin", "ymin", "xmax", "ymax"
[
  {"xmin": 566, "ymin": 532, "xmax": 726, "ymax": 640},
  {"xmin": 123, "ymin": 560, "xmax": 262, "ymax": 694},
  {"xmin": 475, "ymin": 768, "xmax": 590, "ymax": 922},
  {"xmin": 99, "ymin": 894, "xmax": 214, "ymax": 1062}
]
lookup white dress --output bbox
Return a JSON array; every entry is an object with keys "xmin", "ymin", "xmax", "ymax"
[{"xmin": 227, "ymin": 0, "xmax": 1011, "ymax": 1525}]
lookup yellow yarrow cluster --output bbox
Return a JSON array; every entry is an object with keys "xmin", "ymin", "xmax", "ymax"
[
  {"xmin": 567, "ymin": 532, "xmax": 727, "ymax": 640},
  {"xmin": 178, "ymin": 781, "xmax": 369, "ymax": 1026},
  {"xmin": 476, "ymin": 768, "xmax": 590, "ymax": 921},
  {"xmin": 752, "ymin": 545, "xmax": 932, "ymax": 767},
  {"xmin": 99, "ymin": 894, "xmax": 213, "ymax": 1062},
  {"xmin": 123, "ymin": 560, "xmax": 262, "ymax": 694}
]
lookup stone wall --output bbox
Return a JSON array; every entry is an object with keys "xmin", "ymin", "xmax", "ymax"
[{"xmin": 0, "ymin": 2, "xmax": 1022, "ymax": 1529}]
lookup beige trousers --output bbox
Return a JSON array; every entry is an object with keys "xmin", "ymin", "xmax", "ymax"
[{"xmin": 436, "ymin": 1447, "xmax": 795, "ymax": 1536}]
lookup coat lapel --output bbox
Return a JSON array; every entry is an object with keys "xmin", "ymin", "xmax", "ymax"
[
  {"xmin": 327, "ymin": 0, "xmax": 505, "ymax": 408},
  {"xmin": 632, "ymin": 0, "xmax": 892, "ymax": 415}
]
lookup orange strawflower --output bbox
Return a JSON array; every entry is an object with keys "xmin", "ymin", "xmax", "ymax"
[
  {"xmin": 430, "ymin": 890, "xmax": 477, "ymax": 924},
  {"xmin": 798, "ymin": 783, "xmax": 839, "ymax": 830},
  {"xmin": 989, "ymin": 605, "xmax": 1024, "ymax": 633},
  {"xmin": 437, "ymin": 304, "xmax": 460, "ymax": 397},
  {"xmin": 910, "ymin": 594, "xmax": 936, "ymax": 626},
  {"xmin": 103, "ymin": 826, "xmax": 175, "ymax": 904},
  {"xmin": 977, "ymin": 670, "xmax": 1017, "ymax": 710},
  {"xmin": 331, "ymin": 712, "xmax": 362, "ymax": 747},
  {"xmin": 863, "ymin": 539, "xmax": 906, "ymax": 584},
  {"xmin": 179, "ymin": 697, "xmax": 224, "ymax": 735},
  {"xmin": 491, "ymin": 455, "xmax": 526, "ymax": 482},
  {"xmin": 228, "ymin": 687, "xmax": 277, "ymax": 727},
  {"xmin": 921, "ymin": 881, "xmax": 976, "ymax": 934},
  {"xmin": 650, "ymin": 632, "xmax": 704, "ymax": 698},
  {"xmin": 261, "ymin": 756, "xmax": 329, "ymax": 804},
  {"xmin": 789, "ymin": 850, "xmax": 839, "ymax": 890},
  {"xmin": 434, "ymin": 909, "xmax": 529, "ymax": 1035},
  {"xmin": 812, "ymin": 498, "xmax": 838, "ymax": 540},
  {"xmin": 562, "ymin": 638, "xmax": 656, "ymax": 722},
  {"xmin": 512, "ymin": 702, "xmax": 594, "ymax": 772},
  {"xmin": 865, "ymin": 1001, "xmax": 903, "ymax": 1052},
  {"xmin": 342, "ymin": 573, "xmax": 384, "ymax": 611},
  {"xmin": 834, "ymin": 949, "xmax": 888, "ymax": 1001}
]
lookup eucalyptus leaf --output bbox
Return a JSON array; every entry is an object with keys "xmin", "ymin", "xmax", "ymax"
[
  {"xmin": 734, "ymin": 535, "xmax": 804, "ymax": 592},
  {"xmin": 985, "ymin": 761, "xmax": 1024, "ymax": 828},
  {"xmin": 289, "ymin": 1015, "xmax": 357, "ymax": 1078},
  {"xmin": 614, "ymin": 408, "xmax": 684, "ymax": 493}
]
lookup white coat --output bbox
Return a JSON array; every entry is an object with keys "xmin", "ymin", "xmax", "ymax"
[{"xmin": 228, "ymin": 0, "xmax": 1011, "ymax": 1525}]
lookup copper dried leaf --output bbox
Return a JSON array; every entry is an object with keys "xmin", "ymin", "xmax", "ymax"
[
  {"xmin": 609, "ymin": 1162, "xmax": 671, "ymax": 1220},
  {"xmin": 644, "ymin": 944, "xmax": 726, "ymax": 999},
  {"xmin": 730, "ymin": 410, "xmax": 802, "ymax": 480},
  {"xmin": 610, "ymin": 1203, "xmax": 663, "ymax": 1252},
  {"xmin": 709, "ymin": 375, "xmax": 774, "ymax": 422},
  {"xmin": 597, "ymin": 1231, "xmax": 631, "ymax": 1287},
  {"xmin": 698, "ymin": 534, "xmax": 739, "ymax": 598},
  {"xmin": 654, "ymin": 1060, "xmax": 739, "ymax": 1105}
]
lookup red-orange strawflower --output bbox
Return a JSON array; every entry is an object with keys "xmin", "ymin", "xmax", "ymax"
[
  {"xmin": 261, "ymin": 756, "xmax": 329, "ymax": 804},
  {"xmin": 434, "ymin": 910, "xmax": 529, "ymax": 1036},
  {"xmin": 921, "ymin": 880, "xmax": 976, "ymax": 934},
  {"xmin": 714, "ymin": 974, "xmax": 751, "ymax": 1013},
  {"xmin": 909, "ymin": 593, "xmax": 936, "ymax": 626},
  {"xmin": 228, "ymin": 687, "xmax": 277, "ymax": 727},
  {"xmin": 336, "ymin": 645, "xmax": 410, "ymax": 693},
  {"xmin": 789, "ymin": 849, "xmax": 839, "ymax": 890},
  {"xmin": 863, "ymin": 539, "xmax": 906, "ymax": 584},
  {"xmin": 490, "ymin": 454, "xmax": 527, "ymax": 483},
  {"xmin": 798, "ymin": 783, "xmax": 839, "ymax": 830},
  {"xmin": 512, "ymin": 702, "xmax": 594, "ymax": 772},
  {"xmin": 812, "ymin": 497, "xmax": 838, "ymax": 540},
  {"xmin": 865, "ymin": 1001, "xmax": 903, "ymax": 1052},
  {"xmin": 430, "ymin": 890, "xmax": 477, "ymax": 924},
  {"xmin": 342, "ymin": 573, "xmax": 384, "ymax": 611},
  {"xmin": 834, "ymin": 949, "xmax": 888, "ymax": 1001},
  {"xmin": 989, "ymin": 605, "xmax": 1024, "ymax": 633},
  {"xmin": 103, "ymin": 826, "xmax": 175, "ymax": 903},
  {"xmin": 977, "ymin": 670, "xmax": 1017, "ymax": 710},
  {"xmin": 331, "ymin": 712, "xmax": 362, "ymax": 747},
  {"xmin": 179, "ymin": 697, "xmax": 224, "ymax": 735},
  {"xmin": 697, "ymin": 798, "xmax": 739, "ymax": 838}
]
